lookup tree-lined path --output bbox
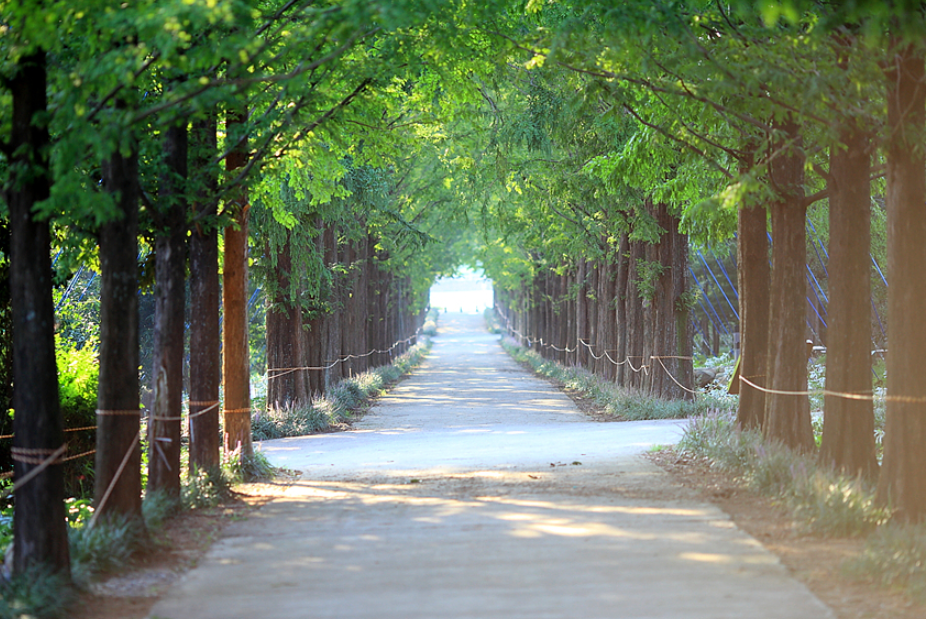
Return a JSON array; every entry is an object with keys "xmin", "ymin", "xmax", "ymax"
[{"xmin": 148, "ymin": 314, "xmax": 831, "ymax": 619}]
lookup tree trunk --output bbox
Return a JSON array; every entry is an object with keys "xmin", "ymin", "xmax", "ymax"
[
  {"xmin": 625, "ymin": 239, "xmax": 645, "ymax": 390},
  {"xmin": 96, "ymin": 130, "xmax": 142, "ymax": 520},
  {"xmin": 342, "ymin": 240, "xmax": 359, "ymax": 377},
  {"xmin": 323, "ymin": 225, "xmax": 342, "ymax": 390},
  {"xmin": 671, "ymin": 220, "xmax": 694, "ymax": 401},
  {"xmin": 189, "ymin": 114, "xmax": 221, "ymax": 471},
  {"xmin": 763, "ymin": 120, "xmax": 814, "ymax": 452},
  {"xmin": 9, "ymin": 50, "xmax": 71, "ymax": 577},
  {"xmin": 586, "ymin": 264, "xmax": 599, "ymax": 374},
  {"xmin": 222, "ymin": 105, "xmax": 252, "ymax": 455},
  {"xmin": 736, "ymin": 204, "xmax": 771, "ymax": 430},
  {"xmin": 877, "ymin": 42, "xmax": 926, "ymax": 520},
  {"xmin": 819, "ymin": 120, "xmax": 877, "ymax": 480},
  {"xmin": 147, "ymin": 122, "xmax": 188, "ymax": 498},
  {"xmin": 266, "ymin": 237, "xmax": 308, "ymax": 409},
  {"xmin": 615, "ymin": 234, "xmax": 630, "ymax": 386},
  {"xmin": 575, "ymin": 260, "xmax": 588, "ymax": 368}
]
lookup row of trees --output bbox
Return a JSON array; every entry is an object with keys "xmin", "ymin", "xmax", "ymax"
[
  {"xmin": 1, "ymin": 0, "xmax": 484, "ymax": 584},
  {"xmin": 495, "ymin": 201, "xmax": 693, "ymax": 400},
  {"xmin": 10, "ymin": 0, "xmax": 926, "ymax": 588},
  {"xmin": 469, "ymin": 1, "xmax": 926, "ymax": 522}
]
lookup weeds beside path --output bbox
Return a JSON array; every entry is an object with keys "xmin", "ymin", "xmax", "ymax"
[
  {"xmin": 70, "ymin": 482, "xmax": 286, "ymax": 619},
  {"xmin": 649, "ymin": 448, "xmax": 922, "ymax": 619}
]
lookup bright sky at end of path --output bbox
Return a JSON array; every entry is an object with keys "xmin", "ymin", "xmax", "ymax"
[{"xmin": 429, "ymin": 269, "xmax": 493, "ymax": 314}]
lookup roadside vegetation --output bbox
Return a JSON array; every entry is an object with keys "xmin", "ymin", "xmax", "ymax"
[
  {"xmin": 496, "ymin": 303, "xmax": 921, "ymax": 603},
  {"xmin": 677, "ymin": 407, "xmax": 926, "ymax": 603},
  {"xmin": 492, "ymin": 305, "xmax": 736, "ymax": 421},
  {"xmin": 0, "ymin": 445, "xmax": 268, "ymax": 619},
  {"xmin": 500, "ymin": 338, "xmax": 735, "ymax": 420},
  {"xmin": 252, "ymin": 334, "xmax": 433, "ymax": 440}
]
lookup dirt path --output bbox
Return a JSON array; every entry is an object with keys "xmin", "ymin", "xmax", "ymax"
[{"xmin": 147, "ymin": 313, "xmax": 833, "ymax": 619}]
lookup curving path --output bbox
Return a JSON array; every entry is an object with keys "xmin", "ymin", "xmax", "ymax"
[{"xmin": 148, "ymin": 313, "xmax": 832, "ymax": 619}]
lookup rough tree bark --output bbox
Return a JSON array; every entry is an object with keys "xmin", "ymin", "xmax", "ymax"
[
  {"xmin": 9, "ymin": 50, "xmax": 71, "ymax": 577},
  {"xmin": 819, "ymin": 118, "xmax": 877, "ymax": 480},
  {"xmin": 763, "ymin": 120, "xmax": 815, "ymax": 452},
  {"xmin": 323, "ymin": 225, "xmax": 342, "ymax": 391},
  {"xmin": 266, "ymin": 237, "xmax": 308, "ymax": 409},
  {"xmin": 671, "ymin": 217, "xmax": 694, "ymax": 401},
  {"xmin": 189, "ymin": 114, "xmax": 221, "ymax": 471},
  {"xmin": 625, "ymin": 240, "xmax": 645, "ymax": 391},
  {"xmin": 615, "ymin": 234, "xmax": 630, "ymax": 387},
  {"xmin": 877, "ymin": 42, "xmax": 926, "ymax": 520},
  {"xmin": 96, "ymin": 127, "xmax": 143, "ymax": 520},
  {"xmin": 147, "ymin": 121, "xmax": 188, "ymax": 498},
  {"xmin": 736, "ymin": 204, "xmax": 771, "ymax": 431},
  {"xmin": 597, "ymin": 257, "xmax": 617, "ymax": 382},
  {"xmin": 575, "ymin": 259, "xmax": 588, "ymax": 368},
  {"xmin": 223, "ymin": 104, "xmax": 252, "ymax": 456},
  {"xmin": 586, "ymin": 264, "xmax": 599, "ymax": 375}
]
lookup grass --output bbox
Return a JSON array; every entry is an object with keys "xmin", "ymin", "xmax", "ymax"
[
  {"xmin": 678, "ymin": 410, "xmax": 889, "ymax": 538},
  {"xmin": 499, "ymin": 337, "xmax": 736, "ymax": 420},
  {"xmin": 0, "ymin": 439, "xmax": 274, "ymax": 618},
  {"xmin": 253, "ymin": 336, "xmax": 432, "ymax": 440},
  {"xmin": 845, "ymin": 523, "xmax": 926, "ymax": 602},
  {"xmin": 677, "ymin": 396, "xmax": 926, "ymax": 603},
  {"xmin": 0, "ymin": 565, "xmax": 73, "ymax": 619}
]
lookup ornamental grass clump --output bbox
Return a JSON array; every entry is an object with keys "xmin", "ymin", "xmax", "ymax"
[
  {"xmin": 845, "ymin": 523, "xmax": 926, "ymax": 601},
  {"xmin": 679, "ymin": 410, "xmax": 889, "ymax": 538}
]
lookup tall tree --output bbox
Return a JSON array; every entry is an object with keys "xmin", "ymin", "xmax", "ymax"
[
  {"xmin": 7, "ymin": 49, "xmax": 71, "ymax": 576},
  {"xmin": 877, "ymin": 40, "xmax": 926, "ymax": 520},
  {"xmin": 763, "ymin": 119, "xmax": 814, "ymax": 452},
  {"xmin": 95, "ymin": 120, "xmax": 143, "ymax": 520},
  {"xmin": 223, "ymin": 102, "xmax": 253, "ymax": 456},
  {"xmin": 147, "ymin": 120, "xmax": 189, "ymax": 497},
  {"xmin": 735, "ymin": 202, "xmax": 770, "ymax": 430},
  {"xmin": 189, "ymin": 113, "xmax": 222, "ymax": 471},
  {"xmin": 819, "ymin": 78, "xmax": 877, "ymax": 479}
]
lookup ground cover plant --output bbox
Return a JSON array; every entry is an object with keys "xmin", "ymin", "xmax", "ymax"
[
  {"xmin": 676, "ymin": 406, "xmax": 926, "ymax": 603},
  {"xmin": 252, "ymin": 336, "xmax": 432, "ymax": 440},
  {"xmin": 0, "ymin": 443, "xmax": 273, "ymax": 619},
  {"xmin": 499, "ymin": 337, "xmax": 736, "ymax": 421}
]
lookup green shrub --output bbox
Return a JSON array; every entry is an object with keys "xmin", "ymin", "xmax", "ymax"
[
  {"xmin": 142, "ymin": 489, "xmax": 180, "ymax": 531},
  {"xmin": 55, "ymin": 337, "xmax": 99, "ymax": 498},
  {"xmin": 252, "ymin": 402, "xmax": 331, "ymax": 440},
  {"xmin": 0, "ymin": 564, "xmax": 73, "ymax": 619},
  {"xmin": 421, "ymin": 308, "xmax": 439, "ymax": 336},
  {"xmin": 69, "ymin": 514, "xmax": 143, "ymax": 586},
  {"xmin": 792, "ymin": 473, "xmax": 889, "ymax": 537},
  {"xmin": 483, "ymin": 308, "xmax": 503, "ymax": 334},
  {"xmin": 678, "ymin": 410, "xmax": 762, "ymax": 470},
  {"xmin": 223, "ymin": 448, "xmax": 275, "ymax": 483},
  {"xmin": 182, "ymin": 467, "xmax": 232, "ymax": 510}
]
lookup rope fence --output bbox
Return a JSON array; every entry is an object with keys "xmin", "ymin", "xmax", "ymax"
[
  {"xmin": 498, "ymin": 312, "xmax": 692, "ymax": 380},
  {"xmin": 0, "ymin": 325, "xmax": 431, "ymax": 499},
  {"xmin": 497, "ymin": 308, "xmax": 906, "ymax": 404},
  {"xmin": 266, "ymin": 329, "xmax": 424, "ymax": 381}
]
